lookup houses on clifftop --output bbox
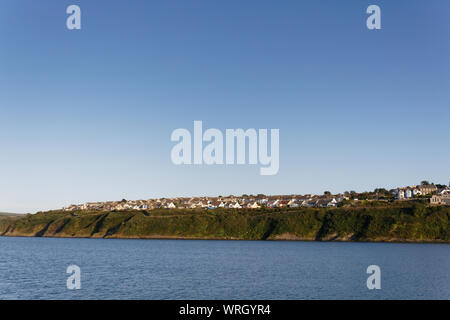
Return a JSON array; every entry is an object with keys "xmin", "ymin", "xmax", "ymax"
[{"xmin": 60, "ymin": 182, "xmax": 450, "ymax": 213}]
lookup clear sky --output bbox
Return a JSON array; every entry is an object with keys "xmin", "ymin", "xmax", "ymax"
[{"xmin": 1, "ymin": 1, "xmax": 449, "ymax": 213}]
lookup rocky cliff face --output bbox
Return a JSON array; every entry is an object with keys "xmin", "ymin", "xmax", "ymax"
[{"xmin": 1, "ymin": 205, "xmax": 449, "ymax": 242}]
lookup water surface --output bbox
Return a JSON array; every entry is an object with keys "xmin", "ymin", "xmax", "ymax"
[{"xmin": 0, "ymin": 237, "xmax": 449, "ymax": 299}]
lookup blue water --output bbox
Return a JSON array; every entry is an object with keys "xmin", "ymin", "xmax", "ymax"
[{"xmin": 0, "ymin": 237, "xmax": 449, "ymax": 300}]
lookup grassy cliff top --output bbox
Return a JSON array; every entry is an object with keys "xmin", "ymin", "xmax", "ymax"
[{"xmin": 0, "ymin": 202, "xmax": 449, "ymax": 242}]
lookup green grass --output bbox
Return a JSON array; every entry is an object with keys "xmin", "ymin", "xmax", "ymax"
[{"xmin": 0, "ymin": 203, "xmax": 449, "ymax": 242}]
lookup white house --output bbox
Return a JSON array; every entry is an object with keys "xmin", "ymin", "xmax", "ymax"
[
  {"xmin": 258, "ymin": 198, "xmax": 269, "ymax": 205},
  {"xmin": 288, "ymin": 199, "xmax": 300, "ymax": 208},
  {"xmin": 248, "ymin": 202, "xmax": 261, "ymax": 209},
  {"xmin": 397, "ymin": 188, "xmax": 414, "ymax": 199},
  {"xmin": 271, "ymin": 199, "xmax": 282, "ymax": 208},
  {"xmin": 231, "ymin": 202, "xmax": 242, "ymax": 209},
  {"xmin": 301, "ymin": 199, "xmax": 314, "ymax": 207},
  {"xmin": 196, "ymin": 201, "xmax": 207, "ymax": 208},
  {"xmin": 327, "ymin": 198, "xmax": 338, "ymax": 207},
  {"xmin": 167, "ymin": 202, "xmax": 176, "ymax": 209}
]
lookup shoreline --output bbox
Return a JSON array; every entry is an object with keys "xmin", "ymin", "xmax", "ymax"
[
  {"xmin": 1, "ymin": 233, "xmax": 449, "ymax": 244},
  {"xmin": 1, "ymin": 204, "xmax": 449, "ymax": 244}
]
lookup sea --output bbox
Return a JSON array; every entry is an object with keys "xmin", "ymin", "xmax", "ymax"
[{"xmin": 0, "ymin": 237, "xmax": 449, "ymax": 299}]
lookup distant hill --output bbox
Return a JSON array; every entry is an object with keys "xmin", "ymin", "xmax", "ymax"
[{"xmin": 0, "ymin": 212, "xmax": 24, "ymax": 217}]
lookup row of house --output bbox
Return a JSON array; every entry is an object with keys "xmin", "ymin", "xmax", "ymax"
[
  {"xmin": 430, "ymin": 189, "xmax": 450, "ymax": 205},
  {"xmin": 395, "ymin": 184, "xmax": 440, "ymax": 200},
  {"xmin": 395, "ymin": 183, "xmax": 450, "ymax": 206},
  {"xmin": 60, "ymin": 184, "xmax": 450, "ymax": 212},
  {"xmin": 62, "ymin": 195, "xmax": 345, "ymax": 212}
]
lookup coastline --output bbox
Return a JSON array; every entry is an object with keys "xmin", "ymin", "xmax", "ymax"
[
  {"xmin": 1, "ymin": 231, "xmax": 449, "ymax": 244},
  {"xmin": 1, "ymin": 204, "xmax": 449, "ymax": 244}
]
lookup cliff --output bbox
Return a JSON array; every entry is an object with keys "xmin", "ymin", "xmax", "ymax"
[{"xmin": 1, "ymin": 203, "xmax": 449, "ymax": 242}]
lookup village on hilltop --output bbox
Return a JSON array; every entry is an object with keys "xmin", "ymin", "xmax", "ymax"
[{"xmin": 61, "ymin": 181, "xmax": 450, "ymax": 212}]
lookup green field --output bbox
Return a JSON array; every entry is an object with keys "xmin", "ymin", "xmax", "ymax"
[{"xmin": 0, "ymin": 202, "xmax": 449, "ymax": 242}]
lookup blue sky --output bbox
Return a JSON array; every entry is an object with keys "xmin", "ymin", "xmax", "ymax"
[{"xmin": 1, "ymin": 1, "xmax": 449, "ymax": 213}]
